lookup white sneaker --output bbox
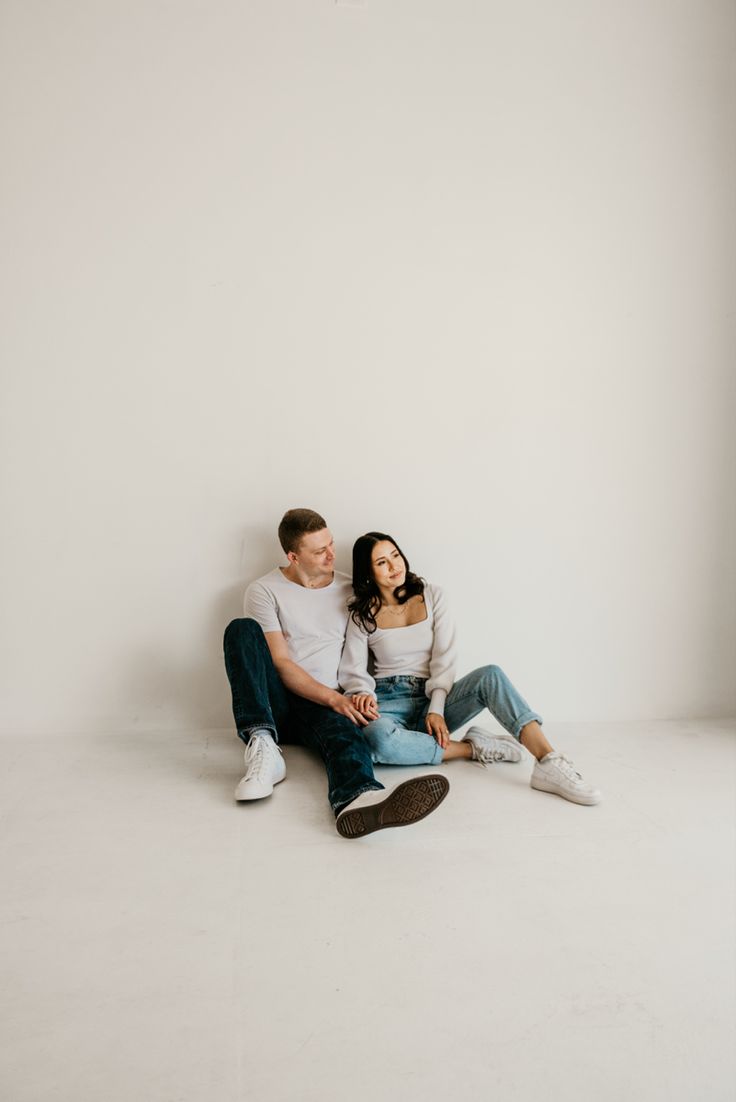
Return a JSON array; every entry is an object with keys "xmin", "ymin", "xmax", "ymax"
[
  {"xmin": 462, "ymin": 727, "xmax": 522, "ymax": 764},
  {"xmin": 335, "ymin": 774, "xmax": 450, "ymax": 839},
  {"xmin": 235, "ymin": 732, "xmax": 286, "ymax": 801},
  {"xmin": 530, "ymin": 752, "xmax": 601, "ymax": 806}
]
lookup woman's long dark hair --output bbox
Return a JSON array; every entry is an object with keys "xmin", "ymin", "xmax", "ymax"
[{"xmin": 348, "ymin": 531, "xmax": 425, "ymax": 634}]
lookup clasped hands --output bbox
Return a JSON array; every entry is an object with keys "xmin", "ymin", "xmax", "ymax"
[{"xmin": 331, "ymin": 692, "xmax": 450, "ymax": 747}]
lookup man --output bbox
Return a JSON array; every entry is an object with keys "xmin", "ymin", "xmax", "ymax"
[{"xmin": 223, "ymin": 508, "xmax": 449, "ymax": 838}]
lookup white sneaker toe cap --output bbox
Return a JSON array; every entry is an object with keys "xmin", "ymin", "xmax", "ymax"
[{"xmin": 235, "ymin": 777, "xmax": 275, "ymax": 801}]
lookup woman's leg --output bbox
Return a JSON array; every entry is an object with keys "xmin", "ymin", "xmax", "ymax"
[
  {"xmin": 442, "ymin": 740, "xmax": 472, "ymax": 761},
  {"xmin": 362, "ymin": 714, "xmax": 445, "ymax": 766},
  {"xmin": 442, "ymin": 664, "xmax": 550, "ymax": 757},
  {"xmin": 363, "ymin": 679, "xmax": 447, "ymax": 766},
  {"xmin": 441, "ymin": 668, "xmax": 600, "ymax": 803},
  {"xmin": 363, "ymin": 707, "xmax": 473, "ymax": 764},
  {"xmin": 517, "ymin": 720, "xmax": 553, "ymax": 761}
]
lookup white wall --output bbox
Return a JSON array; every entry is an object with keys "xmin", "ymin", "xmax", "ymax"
[{"xmin": 1, "ymin": 0, "xmax": 734, "ymax": 734}]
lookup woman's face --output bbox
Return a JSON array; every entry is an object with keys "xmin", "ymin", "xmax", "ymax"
[{"xmin": 370, "ymin": 540, "xmax": 406, "ymax": 593}]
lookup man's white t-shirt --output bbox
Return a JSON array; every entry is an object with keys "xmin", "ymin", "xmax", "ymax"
[{"xmin": 244, "ymin": 568, "xmax": 353, "ymax": 689}]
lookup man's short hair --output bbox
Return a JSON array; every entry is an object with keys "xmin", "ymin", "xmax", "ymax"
[{"xmin": 278, "ymin": 508, "xmax": 328, "ymax": 555}]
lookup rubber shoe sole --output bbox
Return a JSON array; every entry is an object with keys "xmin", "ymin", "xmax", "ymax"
[
  {"xmin": 336, "ymin": 774, "xmax": 450, "ymax": 839},
  {"xmin": 234, "ymin": 776, "xmax": 283, "ymax": 801},
  {"xmin": 530, "ymin": 773, "xmax": 601, "ymax": 806}
]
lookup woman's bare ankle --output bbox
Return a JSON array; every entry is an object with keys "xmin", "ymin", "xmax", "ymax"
[
  {"xmin": 519, "ymin": 720, "xmax": 553, "ymax": 760},
  {"xmin": 442, "ymin": 740, "xmax": 472, "ymax": 761}
]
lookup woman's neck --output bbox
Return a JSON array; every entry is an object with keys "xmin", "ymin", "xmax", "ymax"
[{"xmin": 376, "ymin": 587, "xmax": 408, "ymax": 608}]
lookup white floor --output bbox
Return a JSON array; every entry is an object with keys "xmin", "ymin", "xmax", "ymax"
[{"xmin": 1, "ymin": 720, "xmax": 735, "ymax": 1102}]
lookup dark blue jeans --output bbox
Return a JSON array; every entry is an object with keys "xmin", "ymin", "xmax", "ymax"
[{"xmin": 223, "ymin": 618, "xmax": 383, "ymax": 814}]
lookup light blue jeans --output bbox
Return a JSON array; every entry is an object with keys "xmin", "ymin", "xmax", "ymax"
[{"xmin": 364, "ymin": 665, "xmax": 543, "ymax": 766}]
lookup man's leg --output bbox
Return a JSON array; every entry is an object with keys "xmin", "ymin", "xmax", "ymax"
[
  {"xmin": 287, "ymin": 696, "xmax": 383, "ymax": 810},
  {"xmin": 223, "ymin": 618, "xmax": 290, "ymax": 741},
  {"xmin": 223, "ymin": 618, "xmax": 290, "ymax": 800},
  {"xmin": 289, "ymin": 697, "xmax": 450, "ymax": 838}
]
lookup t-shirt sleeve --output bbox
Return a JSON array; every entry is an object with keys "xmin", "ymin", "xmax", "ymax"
[
  {"xmin": 244, "ymin": 580, "xmax": 282, "ymax": 634},
  {"xmin": 338, "ymin": 615, "xmax": 376, "ymax": 696},
  {"xmin": 425, "ymin": 584, "xmax": 457, "ymax": 715}
]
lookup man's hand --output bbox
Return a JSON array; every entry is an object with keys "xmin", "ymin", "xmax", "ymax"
[
  {"xmin": 426, "ymin": 711, "xmax": 450, "ymax": 748},
  {"xmin": 349, "ymin": 694, "xmax": 380, "ymax": 721},
  {"xmin": 327, "ymin": 691, "xmax": 370, "ymax": 726}
]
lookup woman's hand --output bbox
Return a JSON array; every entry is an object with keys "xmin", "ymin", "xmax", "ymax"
[
  {"xmin": 349, "ymin": 694, "xmax": 380, "ymax": 721},
  {"xmin": 426, "ymin": 712, "xmax": 450, "ymax": 748},
  {"xmin": 327, "ymin": 691, "xmax": 370, "ymax": 726}
]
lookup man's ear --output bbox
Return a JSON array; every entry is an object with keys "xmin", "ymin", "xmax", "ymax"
[{"xmin": 286, "ymin": 550, "xmax": 298, "ymax": 566}]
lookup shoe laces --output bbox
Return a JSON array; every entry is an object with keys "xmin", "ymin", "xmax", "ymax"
[
  {"xmin": 548, "ymin": 754, "xmax": 582, "ymax": 781},
  {"xmin": 243, "ymin": 734, "xmax": 281, "ymax": 781},
  {"xmin": 471, "ymin": 742, "xmax": 509, "ymax": 767}
]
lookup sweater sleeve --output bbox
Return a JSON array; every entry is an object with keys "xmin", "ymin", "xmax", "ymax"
[
  {"xmin": 425, "ymin": 584, "xmax": 457, "ymax": 715},
  {"xmin": 338, "ymin": 615, "xmax": 376, "ymax": 696}
]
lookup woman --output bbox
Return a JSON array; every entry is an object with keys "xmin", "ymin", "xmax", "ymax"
[{"xmin": 338, "ymin": 532, "xmax": 600, "ymax": 806}]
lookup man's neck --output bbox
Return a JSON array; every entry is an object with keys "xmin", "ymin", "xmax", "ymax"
[{"xmin": 281, "ymin": 564, "xmax": 334, "ymax": 590}]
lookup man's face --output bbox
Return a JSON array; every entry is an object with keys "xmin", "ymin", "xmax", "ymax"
[{"xmin": 291, "ymin": 528, "xmax": 336, "ymax": 577}]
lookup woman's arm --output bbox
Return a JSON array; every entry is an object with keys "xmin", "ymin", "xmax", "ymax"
[
  {"xmin": 425, "ymin": 584, "xmax": 457, "ymax": 746},
  {"xmin": 338, "ymin": 615, "xmax": 377, "ymax": 700}
]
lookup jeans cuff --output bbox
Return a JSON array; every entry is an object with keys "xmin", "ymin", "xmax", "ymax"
[
  {"xmin": 430, "ymin": 742, "xmax": 445, "ymax": 765},
  {"xmin": 511, "ymin": 712, "xmax": 543, "ymax": 740},
  {"xmin": 237, "ymin": 723, "xmax": 278, "ymax": 745},
  {"xmin": 332, "ymin": 781, "xmax": 384, "ymax": 817}
]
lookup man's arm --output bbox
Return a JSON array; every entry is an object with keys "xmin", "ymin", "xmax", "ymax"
[{"xmin": 263, "ymin": 630, "xmax": 369, "ymax": 726}]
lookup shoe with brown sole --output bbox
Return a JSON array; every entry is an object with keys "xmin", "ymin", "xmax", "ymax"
[{"xmin": 335, "ymin": 774, "xmax": 450, "ymax": 839}]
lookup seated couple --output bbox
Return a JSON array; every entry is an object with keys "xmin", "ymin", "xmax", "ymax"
[{"xmin": 223, "ymin": 508, "xmax": 600, "ymax": 840}]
